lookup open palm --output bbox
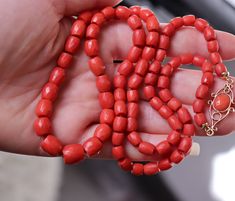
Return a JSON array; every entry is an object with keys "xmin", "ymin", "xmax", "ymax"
[{"xmin": 1, "ymin": 0, "xmax": 235, "ymax": 161}]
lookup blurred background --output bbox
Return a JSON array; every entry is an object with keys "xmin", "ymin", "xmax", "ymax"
[{"xmin": 1, "ymin": 0, "xmax": 235, "ymax": 201}]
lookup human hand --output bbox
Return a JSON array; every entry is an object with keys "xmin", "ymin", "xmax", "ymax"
[{"xmin": 1, "ymin": 0, "xmax": 235, "ymax": 161}]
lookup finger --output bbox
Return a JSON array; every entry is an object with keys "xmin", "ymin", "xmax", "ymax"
[{"xmin": 54, "ymin": 0, "xmax": 122, "ymax": 16}]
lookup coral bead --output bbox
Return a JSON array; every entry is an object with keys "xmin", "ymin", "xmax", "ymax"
[
  {"xmin": 159, "ymin": 35, "xmax": 170, "ymax": 50},
  {"xmin": 57, "ymin": 52, "xmax": 73, "ymax": 68},
  {"xmin": 158, "ymin": 158, "xmax": 172, "ymax": 171},
  {"xmin": 128, "ymin": 74, "xmax": 143, "ymax": 89},
  {"xmin": 113, "ymin": 116, "xmax": 127, "ymax": 132},
  {"xmin": 65, "ymin": 36, "xmax": 80, "ymax": 53},
  {"xmin": 128, "ymin": 15, "xmax": 142, "ymax": 30},
  {"xmin": 99, "ymin": 92, "xmax": 114, "ymax": 109},
  {"xmin": 128, "ymin": 102, "xmax": 139, "ymax": 118},
  {"xmin": 146, "ymin": 32, "xmax": 159, "ymax": 47},
  {"xmin": 215, "ymin": 63, "xmax": 227, "ymax": 76},
  {"xmin": 42, "ymin": 83, "xmax": 58, "ymax": 101},
  {"xmin": 167, "ymin": 97, "xmax": 182, "ymax": 111},
  {"xmin": 170, "ymin": 150, "xmax": 184, "ymax": 164},
  {"xmin": 135, "ymin": 59, "xmax": 148, "ymax": 76},
  {"xmin": 100, "ymin": 109, "xmax": 115, "ymax": 125},
  {"xmin": 118, "ymin": 60, "xmax": 133, "ymax": 76},
  {"xmin": 127, "ymin": 90, "xmax": 139, "ymax": 102},
  {"xmin": 34, "ymin": 117, "xmax": 51, "ymax": 136},
  {"xmin": 161, "ymin": 64, "xmax": 173, "ymax": 77},
  {"xmin": 201, "ymin": 72, "xmax": 214, "ymax": 86},
  {"xmin": 86, "ymin": 23, "xmax": 100, "ymax": 39},
  {"xmin": 155, "ymin": 49, "xmax": 166, "ymax": 61},
  {"xmin": 85, "ymin": 39, "xmax": 99, "ymax": 57},
  {"xmin": 183, "ymin": 124, "xmax": 195, "ymax": 136},
  {"xmin": 118, "ymin": 158, "xmax": 132, "ymax": 171},
  {"xmin": 196, "ymin": 84, "xmax": 209, "ymax": 99},
  {"xmin": 194, "ymin": 18, "xmax": 209, "ymax": 32},
  {"xmin": 78, "ymin": 11, "xmax": 92, "ymax": 24},
  {"xmin": 146, "ymin": 15, "xmax": 160, "ymax": 31},
  {"xmin": 144, "ymin": 163, "xmax": 159, "ymax": 175},
  {"xmin": 113, "ymin": 75, "xmax": 126, "ymax": 88},
  {"xmin": 91, "ymin": 12, "xmax": 105, "ymax": 26},
  {"xmin": 158, "ymin": 76, "xmax": 170, "ymax": 88},
  {"xmin": 112, "ymin": 146, "xmax": 125, "ymax": 160},
  {"xmin": 178, "ymin": 137, "xmax": 192, "ymax": 154},
  {"xmin": 144, "ymin": 85, "xmax": 155, "ymax": 100},
  {"xmin": 169, "ymin": 57, "xmax": 181, "ymax": 70},
  {"xmin": 168, "ymin": 115, "xmax": 183, "ymax": 130},
  {"xmin": 167, "ymin": 130, "xmax": 181, "ymax": 145},
  {"xmin": 140, "ymin": 8, "xmax": 153, "ymax": 21},
  {"xmin": 114, "ymin": 88, "xmax": 126, "ymax": 101},
  {"xmin": 180, "ymin": 53, "xmax": 193, "ymax": 64},
  {"xmin": 101, "ymin": 6, "xmax": 115, "ymax": 19},
  {"xmin": 159, "ymin": 89, "xmax": 173, "ymax": 102},
  {"xmin": 145, "ymin": 73, "xmax": 158, "ymax": 85},
  {"xmin": 88, "ymin": 56, "xmax": 105, "ymax": 76},
  {"xmin": 96, "ymin": 75, "xmax": 111, "ymax": 92},
  {"xmin": 194, "ymin": 113, "xmax": 207, "ymax": 126},
  {"xmin": 210, "ymin": 52, "xmax": 222, "ymax": 65},
  {"xmin": 127, "ymin": 131, "xmax": 141, "ymax": 146},
  {"xmin": 202, "ymin": 60, "xmax": 213, "ymax": 72},
  {"xmin": 130, "ymin": 6, "xmax": 141, "ymax": 15},
  {"xmin": 40, "ymin": 135, "xmax": 62, "ymax": 156},
  {"xmin": 127, "ymin": 118, "xmax": 137, "ymax": 132},
  {"xmin": 159, "ymin": 105, "xmax": 173, "ymax": 119},
  {"xmin": 63, "ymin": 144, "xmax": 84, "ymax": 164},
  {"xmin": 193, "ymin": 99, "xmax": 205, "ymax": 113},
  {"xmin": 49, "ymin": 67, "xmax": 65, "ymax": 85},
  {"xmin": 204, "ymin": 26, "xmax": 216, "ymax": 41},
  {"xmin": 162, "ymin": 23, "xmax": 175, "ymax": 36},
  {"xmin": 142, "ymin": 46, "xmax": 156, "ymax": 61},
  {"xmin": 128, "ymin": 46, "xmax": 142, "ymax": 63},
  {"xmin": 94, "ymin": 124, "xmax": 112, "ymax": 141},
  {"xmin": 116, "ymin": 6, "xmax": 131, "ymax": 20},
  {"xmin": 177, "ymin": 107, "xmax": 192, "ymax": 123},
  {"xmin": 70, "ymin": 20, "xmax": 86, "ymax": 37},
  {"xmin": 114, "ymin": 100, "xmax": 127, "ymax": 116},
  {"xmin": 112, "ymin": 132, "xmax": 125, "ymax": 146},
  {"xmin": 183, "ymin": 15, "xmax": 196, "ymax": 26},
  {"xmin": 213, "ymin": 93, "xmax": 231, "ymax": 111},
  {"xmin": 133, "ymin": 29, "xmax": 146, "ymax": 47},
  {"xmin": 83, "ymin": 137, "xmax": 103, "ymax": 156},
  {"xmin": 36, "ymin": 99, "xmax": 53, "ymax": 117},
  {"xmin": 207, "ymin": 40, "xmax": 219, "ymax": 52},
  {"xmin": 138, "ymin": 142, "xmax": 155, "ymax": 155},
  {"xmin": 132, "ymin": 163, "xmax": 144, "ymax": 176},
  {"xmin": 149, "ymin": 60, "xmax": 161, "ymax": 73},
  {"xmin": 156, "ymin": 141, "xmax": 171, "ymax": 155},
  {"xmin": 170, "ymin": 17, "xmax": 183, "ymax": 29},
  {"xmin": 193, "ymin": 55, "xmax": 205, "ymax": 67},
  {"xmin": 150, "ymin": 96, "xmax": 163, "ymax": 111}
]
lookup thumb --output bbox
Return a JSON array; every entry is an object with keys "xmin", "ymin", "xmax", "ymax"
[{"xmin": 57, "ymin": 0, "xmax": 123, "ymax": 16}]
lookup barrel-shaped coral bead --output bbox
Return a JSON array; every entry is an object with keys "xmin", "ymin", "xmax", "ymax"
[
  {"xmin": 158, "ymin": 76, "xmax": 170, "ymax": 88},
  {"xmin": 144, "ymin": 163, "xmax": 159, "ymax": 175},
  {"xmin": 140, "ymin": 8, "xmax": 153, "ymax": 21},
  {"xmin": 118, "ymin": 60, "xmax": 133, "ymax": 76},
  {"xmin": 159, "ymin": 35, "xmax": 170, "ymax": 50},
  {"xmin": 149, "ymin": 61, "xmax": 161, "ymax": 73},
  {"xmin": 210, "ymin": 52, "xmax": 222, "ymax": 65},
  {"xmin": 128, "ymin": 15, "xmax": 142, "ymax": 30},
  {"xmin": 127, "ymin": 90, "xmax": 139, "ymax": 102},
  {"xmin": 85, "ymin": 39, "xmax": 99, "ymax": 57},
  {"xmin": 88, "ymin": 56, "xmax": 105, "ymax": 76},
  {"xmin": 42, "ymin": 83, "xmax": 58, "ymax": 101},
  {"xmin": 34, "ymin": 117, "xmax": 51, "ymax": 136},
  {"xmin": 194, "ymin": 113, "xmax": 207, "ymax": 126},
  {"xmin": 114, "ymin": 75, "xmax": 126, "ymax": 88},
  {"xmin": 40, "ymin": 135, "xmax": 62, "ymax": 156},
  {"xmin": 127, "ymin": 117, "xmax": 137, "ymax": 132},
  {"xmin": 159, "ymin": 89, "xmax": 173, "ymax": 102},
  {"xmin": 114, "ymin": 100, "xmax": 127, "ymax": 116},
  {"xmin": 113, "ymin": 116, "xmax": 127, "ymax": 132},
  {"xmin": 127, "ymin": 131, "xmax": 141, "ymax": 146},
  {"xmin": 130, "ymin": 6, "xmax": 141, "ymax": 15},
  {"xmin": 196, "ymin": 84, "xmax": 209, "ymax": 99},
  {"xmin": 100, "ymin": 109, "xmax": 115, "ymax": 125},
  {"xmin": 170, "ymin": 17, "xmax": 183, "ymax": 29},
  {"xmin": 168, "ymin": 115, "xmax": 183, "ymax": 130},
  {"xmin": 170, "ymin": 149, "xmax": 184, "ymax": 164},
  {"xmin": 70, "ymin": 20, "xmax": 86, "ymax": 37},
  {"xmin": 65, "ymin": 36, "xmax": 80, "ymax": 53},
  {"xmin": 207, "ymin": 40, "xmax": 219, "ymax": 52},
  {"xmin": 204, "ymin": 26, "xmax": 216, "ymax": 41},
  {"xmin": 193, "ymin": 99, "xmax": 205, "ymax": 113},
  {"xmin": 112, "ymin": 132, "xmax": 125, "ymax": 146},
  {"xmin": 133, "ymin": 29, "xmax": 146, "ymax": 47},
  {"xmin": 86, "ymin": 23, "xmax": 100, "ymax": 39},
  {"xmin": 202, "ymin": 60, "xmax": 213, "ymax": 72},
  {"xmin": 135, "ymin": 59, "xmax": 148, "ymax": 76},
  {"xmin": 132, "ymin": 163, "xmax": 144, "ymax": 176},
  {"xmin": 63, "ymin": 144, "xmax": 84, "ymax": 164},
  {"xmin": 156, "ymin": 141, "xmax": 171, "ymax": 155},
  {"xmin": 194, "ymin": 18, "xmax": 209, "ymax": 32},
  {"xmin": 178, "ymin": 137, "xmax": 192, "ymax": 154},
  {"xmin": 177, "ymin": 107, "xmax": 192, "ymax": 123},
  {"xmin": 83, "ymin": 137, "xmax": 103, "ymax": 156},
  {"xmin": 99, "ymin": 92, "xmax": 114, "ymax": 109},
  {"xmin": 138, "ymin": 142, "xmax": 155, "ymax": 155},
  {"xmin": 96, "ymin": 75, "xmax": 111, "ymax": 92},
  {"xmin": 146, "ymin": 32, "xmax": 159, "ymax": 47},
  {"xmin": 201, "ymin": 72, "xmax": 214, "ymax": 86},
  {"xmin": 183, "ymin": 124, "xmax": 195, "ymax": 136},
  {"xmin": 91, "ymin": 12, "xmax": 105, "ymax": 26},
  {"xmin": 145, "ymin": 73, "xmax": 158, "ymax": 85},
  {"xmin": 150, "ymin": 97, "xmax": 163, "ymax": 111},
  {"xmin": 146, "ymin": 15, "xmax": 160, "ymax": 31},
  {"xmin": 94, "ymin": 123, "xmax": 112, "ymax": 142},
  {"xmin": 128, "ymin": 74, "xmax": 143, "ymax": 89},
  {"xmin": 162, "ymin": 23, "xmax": 175, "ymax": 36},
  {"xmin": 49, "ymin": 67, "xmax": 65, "ymax": 85},
  {"xmin": 114, "ymin": 88, "xmax": 126, "ymax": 101},
  {"xmin": 57, "ymin": 52, "xmax": 73, "ymax": 68},
  {"xmin": 193, "ymin": 55, "xmax": 205, "ymax": 67},
  {"xmin": 101, "ymin": 6, "xmax": 115, "ymax": 19},
  {"xmin": 36, "ymin": 99, "xmax": 53, "ymax": 117},
  {"xmin": 118, "ymin": 158, "xmax": 132, "ymax": 171},
  {"xmin": 142, "ymin": 46, "xmax": 156, "ymax": 61},
  {"xmin": 112, "ymin": 146, "xmax": 125, "ymax": 160},
  {"xmin": 168, "ymin": 57, "xmax": 181, "ymax": 69},
  {"xmin": 215, "ymin": 63, "xmax": 227, "ymax": 76},
  {"xmin": 158, "ymin": 158, "xmax": 172, "ymax": 171},
  {"xmin": 167, "ymin": 97, "xmax": 182, "ymax": 111},
  {"xmin": 144, "ymin": 85, "xmax": 155, "ymax": 100},
  {"xmin": 128, "ymin": 102, "xmax": 139, "ymax": 118},
  {"xmin": 128, "ymin": 46, "xmax": 142, "ymax": 62},
  {"xmin": 167, "ymin": 130, "xmax": 181, "ymax": 145},
  {"xmin": 161, "ymin": 64, "xmax": 173, "ymax": 77},
  {"xmin": 183, "ymin": 15, "xmax": 195, "ymax": 26},
  {"xmin": 155, "ymin": 49, "xmax": 166, "ymax": 61},
  {"xmin": 116, "ymin": 6, "xmax": 131, "ymax": 20},
  {"xmin": 78, "ymin": 11, "xmax": 92, "ymax": 24},
  {"xmin": 180, "ymin": 53, "xmax": 193, "ymax": 64},
  {"xmin": 159, "ymin": 105, "xmax": 173, "ymax": 119}
]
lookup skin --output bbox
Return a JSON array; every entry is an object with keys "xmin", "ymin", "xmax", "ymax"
[{"xmin": 0, "ymin": 0, "xmax": 235, "ymax": 161}]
